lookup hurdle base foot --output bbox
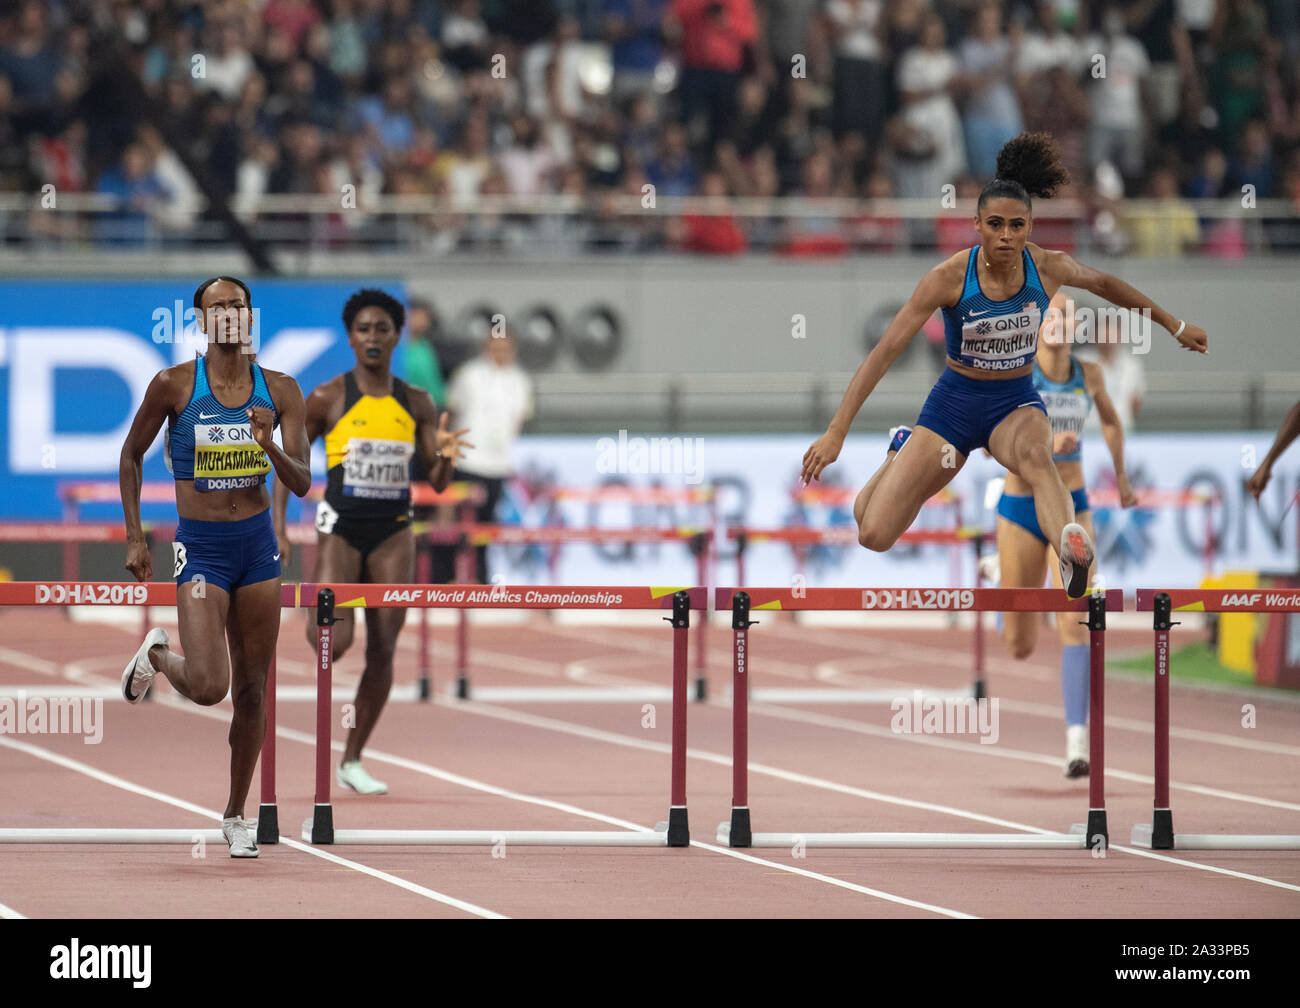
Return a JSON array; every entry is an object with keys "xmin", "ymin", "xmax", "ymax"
[
  {"xmin": 728, "ymin": 807, "xmax": 751, "ymax": 848},
  {"xmin": 455, "ymin": 676, "xmax": 470, "ymax": 700},
  {"xmin": 666, "ymin": 806, "xmax": 689, "ymax": 847},
  {"xmin": 973, "ymin": 679, "xmax": 986, "ymax": 701},
  {"xmin": 417, "ymin": 675, "xmax": 431, "ymax": 702},
  {"xmin": 256, "ymin": 803, "xmax": 279, "ymax": 845},
  {"xmin": 693, "ymin": 677, "xmax": 707, "ymax": 702},
  {"xmin": 1085, "ymin": 808, "xmax": 1108, "ymax": 850},
  {"xmin": 305, "ymin": 805, "xmax": 334, "ymax": 845},
  {"xmin": 1151, "ymin": 808, "xmax": 1174, "ymax": 849}
]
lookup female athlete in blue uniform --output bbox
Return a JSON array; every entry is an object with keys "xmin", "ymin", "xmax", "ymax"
[
  {"xmin": 119, "ymin": 277, "xmax": 312, "ymax": 857},
  {"xmin": 990, "ymin": 291, "xmax": 1137, "ymax": 776},
  {"xmin": 801, "ymin": 133, "xmax": 1207, "ymax": 597}
]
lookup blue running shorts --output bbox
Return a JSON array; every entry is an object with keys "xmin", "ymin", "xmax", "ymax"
[
  {"xmin": 173, "ymin": 510, "xmax": 281, "ymax": 593},
  {"xmin": 914, "ymin": 368, "xmax": 1047, "ymax": 458}
]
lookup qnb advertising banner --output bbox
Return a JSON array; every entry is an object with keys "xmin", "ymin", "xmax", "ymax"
[
  {"xmin": 0, "ymin": 279, "xmax": 401, "ymax": 519},
  {"xmin": 425, "ymin": 433, "xmax": 1294, "ymax": 593}
]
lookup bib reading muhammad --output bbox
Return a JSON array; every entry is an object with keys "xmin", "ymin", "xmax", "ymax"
[{"xmin": 318, "ymin": 370, "xmax": 417, "ymax": 556}]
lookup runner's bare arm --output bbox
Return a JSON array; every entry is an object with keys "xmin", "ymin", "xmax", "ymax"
[
  {"xmin": 272, "ymin": 384, "xmax": 330, "ymax": 559},
  {"xmin": 255, "ymin": 373, "xmax": 312, "ymax": 498},
  {"xmin": 801, "ymin": 261, "xmax": 959, "ymax": 484},
  {"xmin": 1081, "ymin": 360, "xmax": 1136, "ymax": 508},
  {"xmin": 411, "ymin": 387, "xmax": 472, "ymax": 493},
  {"xmin": 1038, "ymin": 249, "xmax": 1208, "ymax": 353},
  {"xmin": 119, "ymin": 369, "xmax": 181, "ymax": 580}
]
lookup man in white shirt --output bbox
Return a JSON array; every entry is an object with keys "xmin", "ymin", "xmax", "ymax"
[{"xmin": 446, "ymin": 331, "xmax": 535, "ymax": 583}]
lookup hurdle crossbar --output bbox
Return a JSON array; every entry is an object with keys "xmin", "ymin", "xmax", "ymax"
[
  {"xmin": 0, "ymin": 580, "xmax": 296, "ymax": 846},
  {"xmin": 300, "ymin": 584, "xmax": 702, "ymax": 849},
  {"xmin": 1131, "ymin": 589, "xmax": 1300, "ymax": 851},
  {"xmin": 716, "ymin": 586, "xmax": 1121, "ymax": 851}
]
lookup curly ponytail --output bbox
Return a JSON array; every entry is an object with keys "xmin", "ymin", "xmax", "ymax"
[{"xmin": 978, "ymin": 132, "xmax": 1071, "ymax": 213}]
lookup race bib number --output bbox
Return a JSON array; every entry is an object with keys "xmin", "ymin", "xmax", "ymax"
[
  {"xmin": 193, "ymin": 423, "xmax": 271, "ymax": 491},
  {"xmin": 173, "ymin": 542, "xmax": 187, "ymax": 578},
  {"xmin": 316, "ymin": 500, "xmax": 340, "ymax": 535},
  {"xmin": 342, "ymin": 438, "xmax": 412, "ymax": 500}
]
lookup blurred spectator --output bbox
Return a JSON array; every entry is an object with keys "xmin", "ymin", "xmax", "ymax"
[
  {"xmin": 1017, "ymin": 0, "xmax": 1086, "ymax": 78},
  {"xmin": 604, "ymin": 0, "xmax": 669, "ymax": 102},
  {"xmin": 679, "ymin": 170, "xmax": 748, "ymax": 253},
  {"xmin": 895, "ymin": 13, "xmax": 967, "ymax": 198},
  {"xmin": 669, "ymin": 0, "xmax": 759, "ymax": 148},
  {"xmin": 403, "ymin": 299, "xmax": 449, "ymax": 404},
  {"xmin": 201, "ymin": 17, "xmax": 255, "ymax": 102},
  {"xmin": 433, "ymin": 114, "xmax": 493, "ymax": 204},
  {"xmin": 646, "ymin": 121, "xmax": 699, "ymax": 196},
  {"xmin": 1227, "ymin": 118, "xmax": 1276, "ymax": 196},
  {"xmin": 446, "ymin": 333, "xmax": 536, "ymax": 584},
  {"xmin": 136, "ymin": 124, "xmax": 201, "ymax": 235},
  {"xmin": 262, "ymin": 0, "xmax": 322, "ymax": 54},
  {"xmin": 821, "ymin": 0, "xmax": 888, "ymax": 143},
  {"xmin": 327, "ymin": 0, "xmax": 370, "ymax": 82},
  {"xmin": 357, "ymin": 75, "xmax": 421, "ymax": 163},
  {"xmin": 1082, "ymin": 324, "xmax": 1146, "ymax": 433},
  {"xmin": 1085, "ymin": 6, "xmax": 1152, "ymax": 188},
  {"xmin": 850, "ymin": 170, "xmax": 905, "ymax": 251},
  {"xmin": 1127, "ymin": 164, "xmax": 1200, "ymax": 255},
  {"xmin": 1263, "ymin": 158, "xmax": 1300, "ymax": 249},
  {"xmin": 1186, "ymin": 146, "xmax": 1229, "ymax": 196},
  {"xmin": 442, "ymin": 0, "xmax": 492, "ymax": 73},
  {"xmin": 269, "ymin": 119, "xmax": 324, "ymax": 194},
  {"xmin": 1121, "ymin": 0, "xmax": 1185, "ymax": 140},
  {"xmin": 1209, "ymin": 0, "xmax": 1268, "ymax": 149},
  {"xmin": 95, "ymin": 142, "xmax": 173, "ymax": 245},
  {"xmin": 781, "ymin": 151, "xmax": 849, "ymax": 255},
  {"xmin": 0, "ymin": 1, "xmax": 58, "ymax": 121},
  {"xmin": 959, "ymin": 1, "xmax": 1023, "ymax": 179}
]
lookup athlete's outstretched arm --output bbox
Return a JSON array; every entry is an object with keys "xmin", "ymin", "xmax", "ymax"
[
  {"xmin": 801, "ymin": 264, "xmax": 954, "ymax": 484},
  {"xmin": 119, "ymin": 369, "xmax": 180, "ymax": 581},
  {"xmin": 1081, "ymin": 360, "xmax": 1136, "ymax": 508},
  {"xmin": 410, "ymin": 387, "xmax": 472, "ymax": 493},
  {"xmin": 253, "ymin": 373, "xmax": 312, "ymax": 498},
  {"xmin": 1247, "ymin": 399, "xmax": 1300, "ymax": 500},
  {"xmin": 1039, "ymin": 250, "xmax": 1208, "ymax": 353}
]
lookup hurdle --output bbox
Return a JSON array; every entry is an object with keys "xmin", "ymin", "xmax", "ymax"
[
  {"xmin": 1130, "ymin": 588, "xmax": 1300, "ymax": 851},
  {"xmin": 728, "ymin": 525, "xmax": 993, "ymax": 699},
  {"xmin": 715, "ymin": 585, "xmax": 1122, "ymax": 850},
  {"xmin": 0, "ymin": 580, "xmax": 296, "ymax": 846},
  {"xmin": 299, "ymin": 582, "xmax": 703, "ymax": 848},
  {"xmin": 414, "ymin": 524, "xmax": 709, "ymax": 702}
]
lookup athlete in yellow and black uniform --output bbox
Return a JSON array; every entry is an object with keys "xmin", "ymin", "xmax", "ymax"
[{"xmin": 274, "ymin": 289, "xmax": 471, "ymax": 795}]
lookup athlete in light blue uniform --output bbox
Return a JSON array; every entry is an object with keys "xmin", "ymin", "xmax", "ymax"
[
  {"xmin": 119, "ymin": 277, "xmax": 312, "ymax": 856},
  {"xmin": 802, "ymin": 132, "xmax": 1207, "ymax": 600},
  {"xmin": 992, "ymin": 291, "xmax": 1137, "ymax": 776}
]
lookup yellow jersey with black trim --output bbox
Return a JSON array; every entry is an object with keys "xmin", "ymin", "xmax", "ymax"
[{"xmin": 323, "ymin": 372, "xmax": 417, "ymax": 519}]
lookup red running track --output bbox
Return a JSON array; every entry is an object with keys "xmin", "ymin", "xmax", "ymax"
[{"xmin": 0, "ymin": 606, "xmax": 1297, "ymax": 918}]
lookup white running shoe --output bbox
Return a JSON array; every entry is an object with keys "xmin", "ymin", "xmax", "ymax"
[
  {"xmin": 338, "ymin": 760, "xmax": 388, "ymax": 796},
  {"xmin": 1059, "ymin": 522, "xmax": 1095, "ymax": 600},
  {"xmin": 1065, "ymin": 724, "xmax": 1089, "ymax": 778},
  {"xmin": 977, "ymin": 553, "xmax": 1001, "ymax": 586},
  {"xmin": 121, "ymin": 628, "xmax": 168, "ymax": 704},
  {"xmin": 222, "ymin": 816, "xmax": 259, "ymax": 858}
]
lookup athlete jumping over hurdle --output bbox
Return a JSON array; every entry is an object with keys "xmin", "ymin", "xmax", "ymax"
[
  {"xmin": 273, "ymin": 289, "xmax": 471, "ymax": 796},
  {"xmin": 119, "ymin": 277, "xmax": 312, "ymax": 858},
  {"xmin": 984, "ymin": 291, "xmax": 1138, "ymax": 776},
  {"xmin": 801, "ymin": 133, "xmax": 1208, "ymax": 599}
]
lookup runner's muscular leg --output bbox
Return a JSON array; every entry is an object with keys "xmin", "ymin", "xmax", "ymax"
[
  {"xmin": 150, "ymin": 579, "xmax": 231, "ymax": 706},
  {"xmin": 996, "ymin": 515, "xmax": 1050, "ymax": 660},
  {"xmin": 224, "ymin": 576, "xmax": 281, "ymax": 820},
  {"xmin": 857, "ymin": 426, "xmax": 965, "ymax": 551},
  {"xmin": 987, "ymin": 407, "xmax": 1075, "ymax": 559},
  {"xmin": 344, "ymin": 527, "xmax": 413, "ymax": 763},
  {"xmin": 304, "ymin": 530, "xmax": 362, "ymax": 658}
]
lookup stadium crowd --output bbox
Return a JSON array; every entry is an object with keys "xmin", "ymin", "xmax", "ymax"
[{"xmin": 2, "ymin": 0, "xmax": 1299, "ymax": 253}]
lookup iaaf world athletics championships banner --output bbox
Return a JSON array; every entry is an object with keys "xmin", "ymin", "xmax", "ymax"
[
  {"xmin": 377, "ymin": 432, "xmax": 1289, "ymax": 594},
  {"xmin": 0, "ymin": 278, "xmax": 402, "ymax": 518}
]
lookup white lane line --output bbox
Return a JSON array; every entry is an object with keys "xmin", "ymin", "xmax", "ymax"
[
  {"xmin": 43, "ymin": 655, "xmax": 977, "ymax": 915},
  {"xmin": 0, "ymin": 735, "xmax": 506, "ymax": 920},
  {"xmin": 0, "ymin": 900, "xmax": 27, "ymax": 919},
  {"xmin": 748, "ymin": 702, "xmax": 1300, "ymax": 813},
  {"xmin": 435, "ymin": 701, "xmax": 1300, "ymax": 893}
]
